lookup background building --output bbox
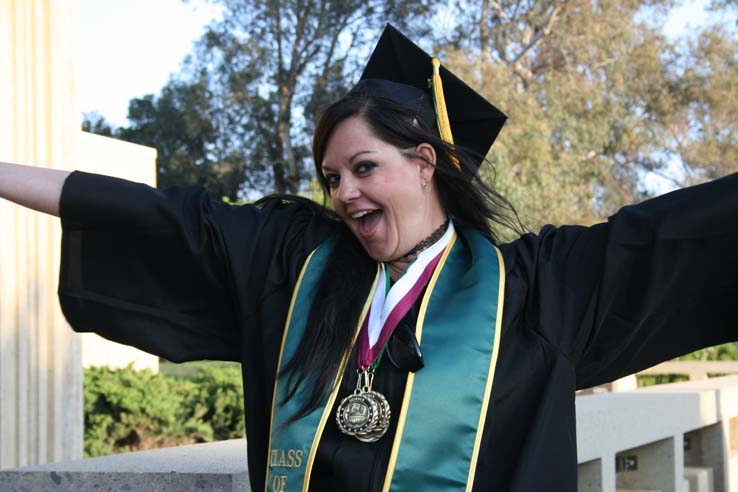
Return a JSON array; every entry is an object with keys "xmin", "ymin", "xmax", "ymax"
[{"xmin": 0, "ymin": 0, "xmax": 157, "ymax": 468}]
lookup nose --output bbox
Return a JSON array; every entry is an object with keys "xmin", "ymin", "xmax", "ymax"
[{"xmin": 336, "ymin": 175, "xmax": 361, "ymax": 203}]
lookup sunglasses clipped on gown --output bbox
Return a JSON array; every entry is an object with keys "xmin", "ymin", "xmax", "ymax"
[{"xmin": 386, "ymin": 319, "xmax": 424, "ymax": 373}]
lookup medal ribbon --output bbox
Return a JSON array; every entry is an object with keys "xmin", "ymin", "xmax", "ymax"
[{"xmin": 357, "ymin": 222, "xmax": 455, "ymax": 369}]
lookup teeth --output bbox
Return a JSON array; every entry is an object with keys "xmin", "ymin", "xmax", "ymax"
[{"xmin": 351, "ymin": 210, "xmax": 375, "ymax": 219}]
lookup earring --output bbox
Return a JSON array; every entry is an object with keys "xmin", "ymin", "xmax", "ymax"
[{"xmin": 422, "ymin": 179, "xmax": 430, "ymax": 191}]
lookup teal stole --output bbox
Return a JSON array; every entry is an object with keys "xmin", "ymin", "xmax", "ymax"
[{"xmin": 265, "ymin": 227, "xmax": 505, "ymax": 492}]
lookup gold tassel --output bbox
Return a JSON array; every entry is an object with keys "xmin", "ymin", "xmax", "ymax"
[{"xmin": 431, "ymin": 57, "xmax": 460, "ymax": 170}]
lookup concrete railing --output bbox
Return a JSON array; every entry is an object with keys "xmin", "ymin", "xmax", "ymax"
[
  {"xmin": 0, "ymin": 440, "xmax": 250, "ymax": 492},
  {"xmin": 4, "ymin": 375, "xmax": 738, "ymax": 492},
  {"xmin": 577, "ymin": 375, "xmax": 738, "ymax": 492}
]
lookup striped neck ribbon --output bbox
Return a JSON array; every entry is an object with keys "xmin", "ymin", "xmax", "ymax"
[{"xmin": 357, "ymin": 221, "xmax": 455, "ymax": 369}]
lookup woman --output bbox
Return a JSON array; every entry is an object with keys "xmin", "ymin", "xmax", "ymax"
[{"xmin": 1, "ymin": 25, "xmax": 737, "ymax": 492}]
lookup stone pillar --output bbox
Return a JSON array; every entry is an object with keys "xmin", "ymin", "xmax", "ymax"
[{"xmin": 0, "ymin": 0, "xmax": 83, "ymax": 467}]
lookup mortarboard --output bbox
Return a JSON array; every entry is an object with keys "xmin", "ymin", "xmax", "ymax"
[{"xmin": 350, "ymin": 24, "xmax": 507, "ymax": 173}]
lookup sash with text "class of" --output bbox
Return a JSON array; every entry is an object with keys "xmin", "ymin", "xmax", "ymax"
[{"xmin": 265, "ymin": 227, "xmax": 505, "ymax": 492}]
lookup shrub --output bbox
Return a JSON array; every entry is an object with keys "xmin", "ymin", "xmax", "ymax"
[
  {"xmin": 184, "ymin": 365, "xmax": 246, "ymax": 441},
  {"xmin": 84, "ymin": 364, "xmax": 244, "ymax": 457}
]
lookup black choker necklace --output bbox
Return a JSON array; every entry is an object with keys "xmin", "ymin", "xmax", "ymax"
[{"xmin": 397, "ymin": 218, "xmax": 450, "ymax": 261}]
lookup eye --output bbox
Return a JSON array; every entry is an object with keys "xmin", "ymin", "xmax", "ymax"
[
  {"xmin": 356, "ymin": 161, "xmax": 377, "ymax": 174},
  {"xmin": 324, "ymin": 174, "xmax": 340, "ymax": 189}
]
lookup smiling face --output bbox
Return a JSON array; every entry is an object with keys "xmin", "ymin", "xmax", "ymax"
[{"xmin": 321, "ymin": 116, "xmax": 446, "ymax": 262}]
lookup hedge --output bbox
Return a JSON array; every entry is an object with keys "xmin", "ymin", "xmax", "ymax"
[
  {"xmin": 637, "ymin": 343, "xmax": 738, "ymax": 387},
  {"xmin": 84, "ymin": 364, "xmax": 245, "ymax": 457}
]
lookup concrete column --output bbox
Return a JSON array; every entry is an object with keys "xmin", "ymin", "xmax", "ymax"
[
  {"xmin": 0, "ymin": 0, "xmax": 83, "ymax": 467},
  {"xmin": 615, "ymin": 437, "xmax": 683, "ymax": 492},
  {"xmin": 685, "ymin": 424, "xmax": 724, "ymax": 492}
]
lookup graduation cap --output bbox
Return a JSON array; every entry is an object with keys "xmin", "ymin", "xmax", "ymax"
[{"xmin": 350, "ymin": 24, "xmax": 507, "ymax": 173}]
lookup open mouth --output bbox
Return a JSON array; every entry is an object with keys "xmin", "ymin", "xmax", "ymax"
[{"xmin": 352, "ymin": 209, "xmax": 383, "ymax": 237}]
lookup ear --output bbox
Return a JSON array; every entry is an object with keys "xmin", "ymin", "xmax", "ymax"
[{"xmin": 414, "ymin": 142, "xmax": 437, "ymax": 180}]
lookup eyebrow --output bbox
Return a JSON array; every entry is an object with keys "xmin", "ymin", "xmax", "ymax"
[{"xmin": 322, "ymin": 150, "xmax": 375, "ymax": 172}]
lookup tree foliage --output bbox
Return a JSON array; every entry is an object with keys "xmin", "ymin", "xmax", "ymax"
[
  {"xmin": 83, "ymin": 73, "xmax": 248, "ymax": 201},
  {"xmin": 439, "ymin": 0, "xmax": 738, "ymax": 230},
  {"xmin": 118, "ymin": 73, "xmax": 242, "ymax": 198},
  {"xmin": 84, "ymin": 0, "xmax": 433, "ymax": 198},
  {"xmin": 82, "ymin": 112, "xmax": 114, "ymax": 137},
  {"xmin": 86, "ymin": 0, "xmax": 738, "ymax": 222},
  {"xmin": 183, "ymin": 0, "xmax": 433, "ymax": 194}
]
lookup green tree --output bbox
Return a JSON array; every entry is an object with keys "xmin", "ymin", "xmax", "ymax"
[
  {"xmin": 94, "ymin": 0, "xmax": 434, "ymax": 197},
  {"xmin": 438, "ymin": 0, "xmax": 738, "ymax": 231},
  {"xmin": 82, "ymin": 72, "xmax": 249, "ymax": 201},
  {"xmin": 652, "ymin": 27, "xmax": 738, "ymax": 187},
  {"xmin": 82, "ymin": 112, "xmax": 114, "ymax": 137},
  {"xmin": 88, "ymin": 1, "xmax": 737, "ymax": 210},
  {"xmin": 117, "ymin": 72, "xmax": 252, "ymax": 201},
  {"xmin": 186, "ymin": 0, "xmax": 433, "ymax": 194}
]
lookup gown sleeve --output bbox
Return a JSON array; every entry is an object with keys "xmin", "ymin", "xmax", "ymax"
[
  {"xmin": 58, "ymin": 171, "xmax": 332, "ymax": 363},
  {"xmin": 506, "ymin": 171, "xmax": 738, "ymax": 389}
]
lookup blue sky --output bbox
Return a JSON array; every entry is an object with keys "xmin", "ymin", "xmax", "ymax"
[
  {"xmin": 79, "ymin": 0, "xmax": 712, "ymax": 128},
  {"xmin": 79, "ymin": 0, "xmax": 222, "ymax": 127}
]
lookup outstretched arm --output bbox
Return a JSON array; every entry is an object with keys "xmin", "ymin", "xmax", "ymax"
[
  {"xmin": 56, "ymin": 171, "xmax": 333, "ymax": 362},
  {"xmin": 0, "ymin": 161, "xmax": 71, "ymax": 216},
  {"xmin": 507, "ymin": 172, "xmax": 738, "ymax": 389}
]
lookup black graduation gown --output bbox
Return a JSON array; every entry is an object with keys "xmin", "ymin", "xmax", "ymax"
[{"xmin": 58, "ymin": 171, "xmax": 738, "ymax": 492}]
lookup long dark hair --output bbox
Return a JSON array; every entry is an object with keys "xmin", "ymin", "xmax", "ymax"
[{"xmin": 278, "ymin": 93, "xmax": 523, "ymax": 422}]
